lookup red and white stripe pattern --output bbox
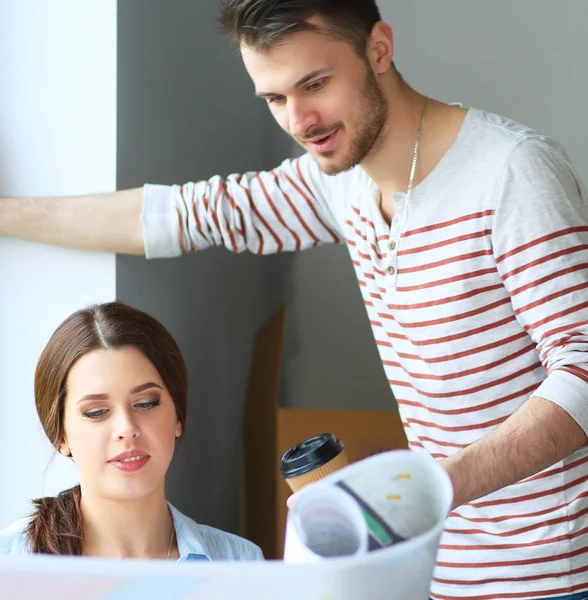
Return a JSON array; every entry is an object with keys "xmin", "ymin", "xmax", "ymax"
[{"xmin": 143, "ymin": 109, "xmax": 588, "ymax": 598}]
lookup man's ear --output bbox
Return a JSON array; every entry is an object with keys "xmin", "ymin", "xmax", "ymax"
[{"xmin": 367, "ymin": 22, "xmax": 395, "ymax": 75}]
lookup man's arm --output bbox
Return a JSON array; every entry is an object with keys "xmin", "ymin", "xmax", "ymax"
[
  {"xmin": 443, "ymin": 137, "xmax": 588, "ymax": 510},
  {"xmin": 442, "ymin": 396, "xmax": 587, "ymax": 510},
  {"xmin": 0, "ymin": 188, "xmax": 144, "ymax": 255},
  {"xmin": 1, "ymin": 154, "xmax": 344, "ymax": 259},
  {"xmin": 142, "ymin": 156, "xmax": 343, "ymax": 260}
]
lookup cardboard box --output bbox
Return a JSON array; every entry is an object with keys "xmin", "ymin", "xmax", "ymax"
[{"xmin": 241, "ymin": 305, "xmax": 408, "ymax": 559}]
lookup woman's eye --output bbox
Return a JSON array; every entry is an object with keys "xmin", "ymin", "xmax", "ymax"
[
  {"xmin": 83, "ymin": 409, "xmax": 108, "ymax": 419},
  {"xmin": 135, "ymin": 400, "xmax": 161, "ymax": 410}
]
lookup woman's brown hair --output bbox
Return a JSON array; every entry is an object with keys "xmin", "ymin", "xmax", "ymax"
[{"xmin": 25, "ymin": 301, "xmax": 188, "ymax": 555}]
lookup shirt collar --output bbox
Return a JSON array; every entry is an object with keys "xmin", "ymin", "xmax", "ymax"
[{"xmin": 168, "ymin": 502, "xmax": 211, "ymax": 562}]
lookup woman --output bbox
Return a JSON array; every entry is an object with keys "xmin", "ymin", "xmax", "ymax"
[{"xmin": 0, "ymin": 301, "xmax": 262, "ymax": 561}]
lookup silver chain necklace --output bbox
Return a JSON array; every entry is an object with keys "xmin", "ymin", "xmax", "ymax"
[
  {"xmin": 391, "ymin": 96, "xmax": 430, "ymax": 253},
  {"xmin": 165, "ymin": 526, "xmax": 175, "ymax": 560}
]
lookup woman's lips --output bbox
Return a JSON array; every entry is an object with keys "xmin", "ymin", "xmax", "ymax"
[
  {"xmin": 109, "ymin": 455, "xmax": 150, "ymax": 472},
  {"xmin": 108, "ymin": 451, "xmax": 151, "ymax": 472}
]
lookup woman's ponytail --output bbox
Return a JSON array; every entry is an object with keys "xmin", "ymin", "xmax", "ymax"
[{"xmin": 25, "ymin": 485, "xmax": 83, "ymax": 555}]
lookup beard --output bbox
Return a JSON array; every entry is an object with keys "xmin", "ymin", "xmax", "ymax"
[{"xmin": 301, "ymin": 66, "xmax": 389, "ymax": 176}]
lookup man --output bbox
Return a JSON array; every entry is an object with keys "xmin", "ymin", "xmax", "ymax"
[{"xmin": 2, "ymin": 1, "xmax": 588, "ymax": 598}]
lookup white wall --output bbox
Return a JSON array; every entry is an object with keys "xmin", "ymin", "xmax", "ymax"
[{"xmin": 0, "ymin": 0, "xmax": 117, "ymax": 528}]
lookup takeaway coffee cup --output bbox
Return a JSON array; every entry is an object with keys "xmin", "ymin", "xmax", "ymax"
[{"xmin": 280, "ymin": 433, "xmax": 349, "ymax": 493}]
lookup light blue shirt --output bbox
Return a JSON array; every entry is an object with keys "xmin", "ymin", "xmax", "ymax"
[{"xmin": 0, "ymin": 502, "xmax": 263, "ymax": 562}]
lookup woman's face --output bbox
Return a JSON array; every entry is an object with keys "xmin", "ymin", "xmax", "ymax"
[{"xmin": 60, "ymin": 345, "xmax": 182, "ymax": 502}]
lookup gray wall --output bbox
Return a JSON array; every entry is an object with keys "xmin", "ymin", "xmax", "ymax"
[
  {"xmin": 380, "ymin": 0, "xmax": 588, "ymax": 181},
  {"xmin": 280, "ymin": 245, "xmax": 395, "ymax": 410},
  {"xmin": 115, "ymin": 0, "xmax": 292, "ymax": 533}
]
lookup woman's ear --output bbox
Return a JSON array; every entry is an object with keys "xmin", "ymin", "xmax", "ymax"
[
  {"xmin": 175, "ymin": 421, "xmax": 183, "ymax": 438},
  {"xmin": 59, "ymin": 437, "xmax": 72, "ymax": 458}
]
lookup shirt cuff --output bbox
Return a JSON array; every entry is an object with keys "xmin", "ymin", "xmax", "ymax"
[
  {"xmin": 534, "ymin": 369, "xmax": 588, "ymax": 436},
  {"xmin": 141, "ymin": 184, "xmax": 182, "ymax": 259}
]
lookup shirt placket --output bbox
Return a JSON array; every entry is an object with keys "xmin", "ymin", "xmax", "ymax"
[{"xmin": 383, "ymin": 194, "xmax": 405, "ymax": 296}]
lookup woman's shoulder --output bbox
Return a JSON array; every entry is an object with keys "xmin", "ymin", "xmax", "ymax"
[
  {"xmin": 0, "ymin": 517, "xmax": 31, "ymax": 555},
  {"xmin": 190, "ymin": 522, "xmax": 264, "ymax": 561},
  {"xmin": 169, "ymin": 504, "xmax": 263, "ymax": 561}
]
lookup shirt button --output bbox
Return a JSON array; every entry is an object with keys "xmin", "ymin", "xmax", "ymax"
[
  {"xmin": 387, "ymin": 266, "xmax": 396, "ymax": 275},
  {"xmin": 388, "ymin": 241, "xmax": 396, "ymax": 250}
]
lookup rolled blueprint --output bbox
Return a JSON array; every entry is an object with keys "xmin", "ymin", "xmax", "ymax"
[{"xmin": 283, "ymin": 450, "xmax": 452, "ymax": 566}]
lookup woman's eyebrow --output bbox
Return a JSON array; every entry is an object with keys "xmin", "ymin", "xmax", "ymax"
[{"xmin": 129, "ymin": 382, "xmax": 163, "ymax": 394}]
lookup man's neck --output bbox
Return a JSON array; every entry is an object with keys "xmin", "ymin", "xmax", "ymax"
[
  {"xmin": 80, "ymin": 486, "xmax": 174, "ymax": 559},
  {"xmin": 361, "ymin": 81, "xmax": 467, "ymax": 223}
]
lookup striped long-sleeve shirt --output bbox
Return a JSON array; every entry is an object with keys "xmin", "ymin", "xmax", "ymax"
[{"xmin": 143, "ymin": 108, "xmax": 588, "ymax": 600}]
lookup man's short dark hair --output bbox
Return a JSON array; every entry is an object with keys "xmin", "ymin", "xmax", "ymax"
[{"xmin": 219, "ymin": 0, "xmax": 383, "ymax": 56}]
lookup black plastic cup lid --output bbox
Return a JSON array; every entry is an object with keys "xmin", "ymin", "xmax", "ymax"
[{"xmin": 280, "ymin": 433, "xmax": 344, "ymax": 479}]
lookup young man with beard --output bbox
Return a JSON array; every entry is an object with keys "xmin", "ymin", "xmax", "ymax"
[{"xmin": 2, "ymin": 1, "xmax": 588, "ymax": 598}]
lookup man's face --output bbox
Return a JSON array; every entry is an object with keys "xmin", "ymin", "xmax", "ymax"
[{"xmin": 241, "ymin": 24, "xmax": 389, "ymax": 175}]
